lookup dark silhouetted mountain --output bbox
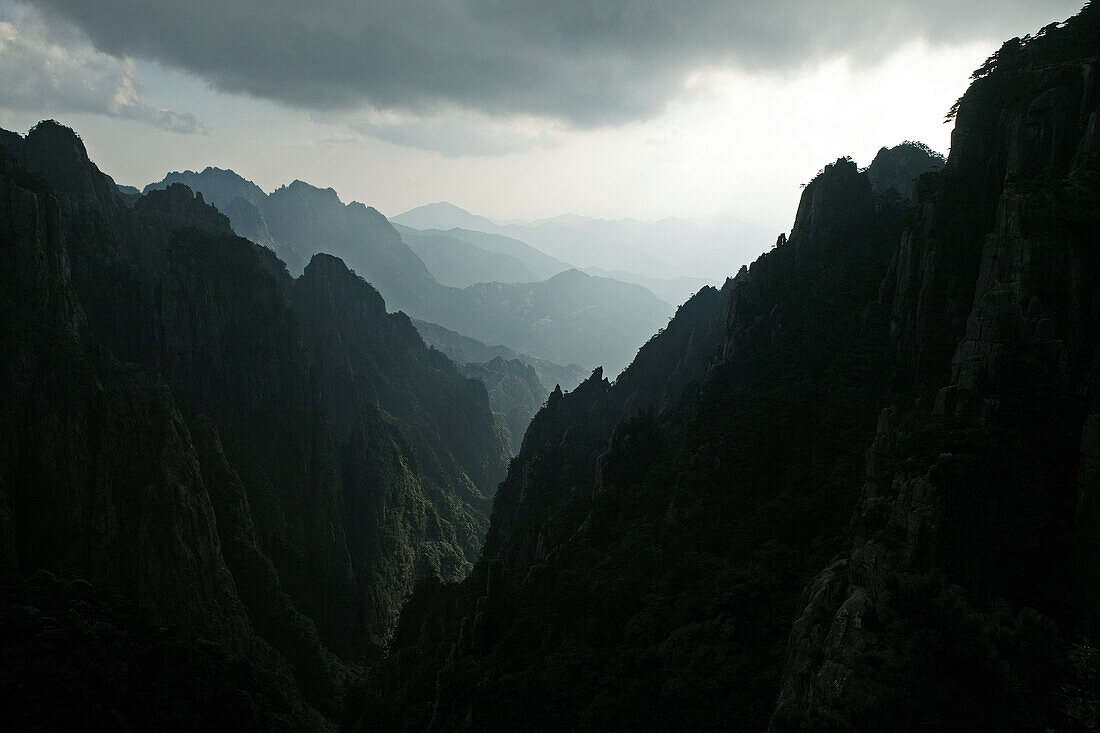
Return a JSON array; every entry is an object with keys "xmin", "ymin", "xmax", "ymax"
[
  {"xmin": 0, "ymin": 120, "xmax": 510, "ymax": 729},
  {"xmin": 145, "ymin": 165, "xmax": 267, "ymax": 210},
  {"xmin": 347, "ymin": 7, "xmax": 1100, "ymax": 731},
  {"xmin": 349, "ymin": 152, "xmax": 906, "ymax": 732},
  {"xmin": 393, "ymin": 223, "xmax": 539, "ymax": 287},
  {"xmin": 145, "ymin": 166, "xmax": 307, "ymax": 270},
  {"xmin": 865, "ymin": 140, "xmax": 946, "ymax": 198}
]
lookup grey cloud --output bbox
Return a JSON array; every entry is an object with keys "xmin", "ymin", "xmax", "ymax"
[
  {"xmin": 349, "ymin": 113, "xmax": 562, "ymax": 157},
  {"xmin": 22, "ymin": 0, "xmax": 1085, "ymax": 128},
  {"xmin": 0, "ymin": 4, "xmax": 203, "ymax": 133}
]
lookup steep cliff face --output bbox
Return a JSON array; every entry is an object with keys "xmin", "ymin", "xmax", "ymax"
[
  {"xmin": 0, "ymin": 146, "xmax": 236, "ymax": 629},
  {"xmin": 348, "ymin": 151, "xmax": 910, "ymax": 730},
  {"xmin": 348, "ymin": 9, "xmax": 1100, "ymax": 731},
  {"xmin": 291, "ymin": 252, "xmax": 509, "ymax": 625},
  {"xmin": 0, "ymin": 140, "xmax": 326, "ymax": 729},
  {"xmin": 1, "ymin": 120, "xmax": 511, "ymax": 728},
  {"xmin": 775, "ymin": 9, "xmax": 1100, "ymax": 729}
]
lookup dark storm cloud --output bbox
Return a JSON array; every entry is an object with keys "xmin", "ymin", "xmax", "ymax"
[{"xmin": 27, "ymin": 0, "xmax": 1082, "ymax": 127}]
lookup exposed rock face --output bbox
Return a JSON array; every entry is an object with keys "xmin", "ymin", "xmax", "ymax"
[
  {"xmin": 1, "ymin": 120, "xmax": 511, "ymax": 728},
  {"xmin": 348, "ymin": 8, "xmax": 1100, "ymax": 731},
  {"xmin": 0, "ymin": 146, "xmax": 236, "ymax": 630},
  {"xmin": 291, "ymin": 252, "xmax": 509, "ymax": 595},
  {"xmin": 775, "ymin": 8, "xmax": 1100, "ymax": 728},
  {"xmin": 0, "ymin": 139, "xmax": 325, "ymax": 729}
]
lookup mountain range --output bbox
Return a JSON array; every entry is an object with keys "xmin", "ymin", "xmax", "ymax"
[
  {"xmin": 392, "ymin": 200, "xmax": 771, "ymax": 281},
  {"xmin": 144, "ymin": 170, "xmax": 673, "ymax": 377},
  {"xmin": 2, "ymin": 4, "xmax": 1098, "ymax": 731}
]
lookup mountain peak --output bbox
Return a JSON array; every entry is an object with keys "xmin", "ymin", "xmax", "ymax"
[
  {"xmin": 24, "ymin": 119, "xmax": 88, "ymax": 157},
  {"xmin": 276, "ymin": 179, "xmax": 343, "ymax": 207},
  {"xmin": 391, "ymin": 201, "xmax": 498, "ymax": 232},
  {"xmin": 866, "ymin": 141, "xmax": 945, "ymax": 199},
  {"xmin": 4, "ymin": 120, "xmax": 120, "ymax": 214}
]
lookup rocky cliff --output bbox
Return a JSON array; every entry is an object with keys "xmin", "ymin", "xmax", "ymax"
[
  {"xmin": 346, "ymin": 6, "xmax": 1100, "ymax": 731},
  {"xmin": 346, "ymin": 150, "xmax": 909, "ymax": 730},
  {"xmin": 0, "ymin": 135, "xmax": 327, "ymax": 729},
  {"xmin": 0, "ymin": 120, "xmax": 510, "ymax": 729},
  {"xmin": 775, "ymin": 8, "xmax": 1100, "ymax": 729}
]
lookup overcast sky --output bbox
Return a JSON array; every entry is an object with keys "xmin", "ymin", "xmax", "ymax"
[{"xmin": 0, "ymin": 0, "xmax": 1086, "ymax": 235}]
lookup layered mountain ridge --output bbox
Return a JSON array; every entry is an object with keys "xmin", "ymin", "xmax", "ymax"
[
  {"xmin": 145, "ymin": 169, "xmax": 674, "ymax": 378},
  {"xmin": 0, "ymin": 120, "xmax": 510, "ymax": 728}
]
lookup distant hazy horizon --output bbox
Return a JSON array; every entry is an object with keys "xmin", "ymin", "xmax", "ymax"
[{"xmin": 0, "ymin": 0, "xmax": 1085, "ymax": 241}]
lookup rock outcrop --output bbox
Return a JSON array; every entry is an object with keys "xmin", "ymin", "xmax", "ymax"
[{"xmin": 865, "ymin": 141, "xmax": 945, "ymax": 199}]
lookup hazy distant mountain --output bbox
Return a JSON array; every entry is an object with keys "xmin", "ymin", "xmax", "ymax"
[
  {"xmin": 415, "ymin": 227, "xmax": 573, "ymax": 281},
  {"xmin": 391, "ymin": 201, "xmax": 499, "ymax": 231},
  {"xmin": 581, "ymin": 267, "xmax": 719, "ymax": 307},
  {"xmin": 146, "ymin": 169, "xmax": 672, "ymax": 374},
  {"xmin": 458, "ymin": 358, "xmax": 545, "ymax": 454},
  {"xmin": 398, "ymin": 218, "xmax": 715, "ymax": 306},
  {"xmin": 519, "ymin": 213, "xmax": 592, "ymax": 227},
  {"xmin": 393, "ymin": 201, "xmax": 772, "ymax": 280},
  {"xmin": 393, "ymin": 224, "xmax": 538, "ymax": 287},
  {"xmin": 435, "ymin": 269, "xmax": 672, "ymax": 377},
  {"xmin": 412, "ymin": 319, "xmax": 587, "ymax": 392}
]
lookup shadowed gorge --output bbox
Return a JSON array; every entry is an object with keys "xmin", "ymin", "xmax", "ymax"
[
  {"xmin": 2, "ymin": 2, "xmax": 1100, "ymax": 731},
  {"xmin": 345, "ymin": 6, "xmax": 1100, "ymax": 731}
]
